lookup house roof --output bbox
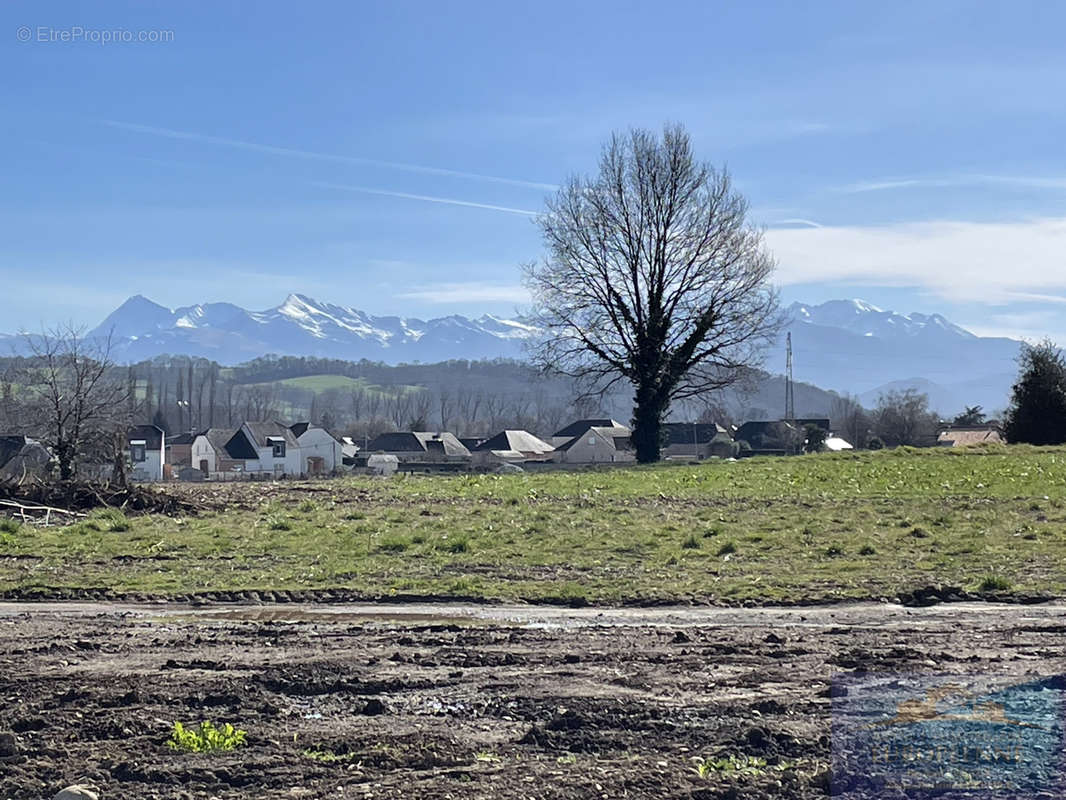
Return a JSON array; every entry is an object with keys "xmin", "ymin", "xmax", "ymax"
[
  {"xmin": 225, "ymin": 429, "xmax": 260, "ymax": 460},
  {"xmin": 661, "ymin": 422, "xmax": 729, "ymax": 446},
  {"xmin": 243, "ymin": 421, "xmax": 299, "ymax": 448},
  {"xmin": 553, "ymin": 419, "xmax": 629, "ymax": 438},
  {"xmin": 167, "ymin": 432, "xmax": 197, "ymax": 446},
  {"xmin": 824, "ymin": 436, "xmax": 854, "ymax": 451},
  {"xmin": 289, "ymin": 421, "xmax": 311, "ymax": 438},
  {"xmin": 196, "ymin": 428, "xmax": 239, "ymax": 457},
  {"xmin": 366, "ymin": 431, "xmax": 470, "ymax": 457},
  {"xmin": 128, "ymin": 424, "xmax": 164, "ymax": 450},
  {"xmin": 937, "ymin": 428, "xmax": 1005, "ymax": 446},
  {"xmin": 556, "ymin": 426, "xmax": 630, "ymax": 452},
  {"xmin": 474, "ymin": 430, "xmax": 554, "ymax": 454}
]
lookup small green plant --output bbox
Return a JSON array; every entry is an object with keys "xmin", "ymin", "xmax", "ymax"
[
  {"xmin": 441, "ymin": 536, "xmax": 470, "ymax": 554},
  {"xmin": 681, "ymin": 533, "xmax": 700, "ymax": 550},
  {"xmin": 716, "ymin": 540, "xmax": 737, "ymax": 557},
  {"xmin": 266, "ymin": 515, "xmax": 293, "ymax": 531},
  {"xmin": 824, "ymin": 545, "xmax": 844, "ymax": 557},
  {"xmin": 556, "ymin": 753, "xmax": 577, "ymax": 765},
  {"xmin": 302, "ymin": 747, "xmax": 357, "ymax": 763},
  {"xmin": 298, "ymin": 500, "xmax": 316, "ymax": 513},
  {"xmin": 167, "ymin": 720, "xmax": 246, "ymax": 753},
  {"xmin": 977, "ymin": 574, "xmax": 1012, "ymax": 592},
  {"xmin": 693, "ymin": 753, "xmax": 789, "ymax": 778},
  {"xmin": 377, "ymin": 537, "xmax": 408, "ymax": 553},
  {"xmin": 858, "ymin": 544, "xmax": 876, "ymax": 556},
  {"xmin": 86, "ymin": 508, "xmax": 132, "ymax": 532},
  {"xmin": 0, "ymin": 518, "xmax": 20, "ymax": 534}
]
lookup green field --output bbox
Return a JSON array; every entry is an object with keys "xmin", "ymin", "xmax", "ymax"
[{"xmin": 2, "ymin": 445, "xmax": 1065, "ymax": 604}]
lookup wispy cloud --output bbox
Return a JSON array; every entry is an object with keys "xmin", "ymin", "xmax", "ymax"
[
  {"xmin": 312, "ymin": 182, "xmax": 539, "ymax": 216},
  {"xmin": 396, "ymin": 282, "xmax": 530, "ymax": 304},
  {"xmin": 835, "ymin": 174, "xmax": 1066, "ymax": 194},
  {"xmin": 772, "ymin": 218, "xmax": 824, "ymax": 229},
  {"xmin": 102, "ymin": 120, "xmax": 558, "ymax": 190},
  {"xmin": 766, "ymin": 217, "xmax": 1066, "ymax": 304}
]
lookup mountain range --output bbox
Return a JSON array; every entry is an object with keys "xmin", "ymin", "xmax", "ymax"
[{"xmin": 8, "ymin": 294, "xmax": 1023, "ymax": 416}]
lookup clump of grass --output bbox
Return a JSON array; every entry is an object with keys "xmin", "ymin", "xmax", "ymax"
[
  {"xmin": 377, "ymin": 537, "xmax": 408, "ymax": 553},
  {"xmin": 824, "ymin": 545, "xmax": 844, "ymax": 557},
  {"xmin": 411, "ymin": 533, "xmax": 426, "ymax": 544},
  {"xmin": 303, "ymin": 747, "xmax": 357, "ymax": 763},
  {"xmin": 909, "ymin": 526, "xmax": 930, "ymax": 539},
  {"xmin": 168, "ymin": 720, "xmax": 246, "ymax": 753},
  {"xmin": 298, "ymin": 500, "xmax": 316, "ymax": 513},
  {"xmin": 702, "ymin": 525, "xmax": 722, "ymax": 538},
  {"xmin": 266, "ymin": 515, "xmax": 293, "ymax": 531},
  {"xmin": 716, "ymin": 540, "xmax": 737, "ymax": 557},
  {"xmin": 977, "ymin": 574, "xmax": 1012, "ymax": 592},
  {"xmin": 0, "ymin": 518, "xmax": 20, "ymax": 535},
  {"xmin": 441, "ymin": 536, "xmax": 470, "ymax": 554},
  {"xmin": 681, "ymin": 533, "xmax": 700, "ymax": 550},
  {"xmin": 86, "ymin": 508, "xmax": 132, "ymax": 532},
  {"xmin": 858, "ymin": 544, "xmax": 876, "ymax": 556},
  {"xmin": 343, "ymin": 511, "xmax": 366, "ymax": 521}
]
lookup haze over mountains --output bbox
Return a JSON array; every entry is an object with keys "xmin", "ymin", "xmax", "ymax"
[{"xmin": 10, "ymin": 294, "xmax": 1022, "ymax": 416}]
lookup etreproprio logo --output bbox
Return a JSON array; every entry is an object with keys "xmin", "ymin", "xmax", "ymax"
[{"xmin": 831, "ymin": 672, "xmax": 1065, "ymax": 797}]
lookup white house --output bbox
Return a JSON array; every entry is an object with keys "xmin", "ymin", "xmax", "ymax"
[
  {"xmin": 550, "ymin": 419, "xmax": 630, "ymax": 448},
  {"xmin": 128, "ymin": 424, "xmax": 165, "ymax": 482},
  {"xmin": 189, "ymin": 428, "xmax": 246, "ymax": 475},
  {"xmin": 290, "ymin": 422, "xmax": 344, "ymax": 474},
  {"xmin": 554, "ymin": 424, "xmax": 635, "ymax": 464},
  {"xmin": 227, "ymin": 422, "xmax": 303, "ymax": 476}
]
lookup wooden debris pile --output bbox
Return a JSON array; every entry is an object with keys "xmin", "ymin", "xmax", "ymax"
[{"xmin": 0, "ymin": 479, "xmax": 213, "ymax": 524}]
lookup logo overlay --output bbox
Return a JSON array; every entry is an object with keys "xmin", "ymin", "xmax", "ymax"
[{"xmin": 831, "ymin": 673, "xmax": 1064, "ymax": 796}]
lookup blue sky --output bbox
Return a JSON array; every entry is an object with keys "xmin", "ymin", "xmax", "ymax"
[{"xmin": 3, "ymin": 0, "xmax": 1065, "ymax": 342}]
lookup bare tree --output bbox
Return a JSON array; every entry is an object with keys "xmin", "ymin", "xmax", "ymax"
[
  {"xmin": 19, "ymin": 325, "xmax": 130, "ymax": 480},
  {"xmin": 872, "ymin": 389, "xmax": 939, "ymax": 448},
  {"xmin": 524, "ymin": 125, "xmax": 780, "ymax": 462}
]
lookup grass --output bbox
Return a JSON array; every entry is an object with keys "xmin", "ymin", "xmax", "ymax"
[{"xmin": 2, "ymin": 445, "xmax": 1066, "ymax": 605}]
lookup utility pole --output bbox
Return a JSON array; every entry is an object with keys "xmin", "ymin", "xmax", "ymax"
[{"xmin": 784, "ymin": 331, "xmax": 795, "ymax": 423}]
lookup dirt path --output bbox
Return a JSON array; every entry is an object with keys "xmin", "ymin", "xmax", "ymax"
[{"xmin": 2, "ymin": 602, "xmax": 1065, "ymax": 798}]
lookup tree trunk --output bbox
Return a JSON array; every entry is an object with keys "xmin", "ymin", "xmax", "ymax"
[{"xmin": 631, "ymin": 384, "xmax": 667, "ymax": 463}]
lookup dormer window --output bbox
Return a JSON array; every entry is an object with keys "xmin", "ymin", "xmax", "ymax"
[{"xmin": 267, "ymin": 436, "xmax": 286, "ymax": 458}]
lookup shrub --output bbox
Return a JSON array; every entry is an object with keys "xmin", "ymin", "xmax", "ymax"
[
  {"xmin": 977, "ymin": 574, "xmax": 1012, "ymax": 592},
  {"xmin": 441, "ymin": 536, "xmax": 470, "ymax": 554},
  {"xmin": 168, "ymin": 720, "xmax": 246, "ymax": 753}
]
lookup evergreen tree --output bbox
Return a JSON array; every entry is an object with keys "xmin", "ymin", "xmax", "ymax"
[{"xmin": 1004, "ymin": 340, "xmax": 1066, "ymax": 445}]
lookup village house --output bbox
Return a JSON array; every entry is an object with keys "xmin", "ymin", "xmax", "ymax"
[
  {"xmin": 553, "ymin": 422, "xmax": 635, "ymax": 464},
  {"xmin": 470, "ymin": 430, "xmax": 555, "ymax": 467},
  {"xmin": 127, "ymin": 424, "xmax": 165, "ymax": 482},
  {"xmin": 365, "ymin": 431, "xmax": 471, "ymax": 464},
  {"xmin": 190, "ymin": 428, "xmax": 246, "ymax": 475},
  {"xmin": 289, "ymin": 422, "xmax": 345, "ymax": 475},
  {"xmin": 550, "ymin": 419, "xmax": 629, "ymax": 448},
  {"xmin": 226, "ymin": 422, "xmax": 303, "ymax": 476},
  {"xmin": 661, "ymin": 422, "xmax": 735, "ymax": 460},
  {"xmin": 164, "ymin": 432, "xmax": 196, "ymax": 469}
]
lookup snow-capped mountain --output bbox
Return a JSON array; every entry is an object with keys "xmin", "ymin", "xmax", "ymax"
[
  {"xmin": 776, "ymin": 299, "xmax": 1020, "ymax": 415},
  {"xmin": 787, "ymin": 300, "xmax": 976, "ymax": 341},
  {"xmin": 87, "ymin": 294, "xmax": 536, "ymax": 364},
  {"xmin": 17, "ymin": 294, "xmax": 1021, "ymax": 415}
]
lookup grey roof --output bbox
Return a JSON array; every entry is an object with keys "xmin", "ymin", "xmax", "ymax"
[
  {"xmin": 289, "ymin": 421, "xmax": 311, "ymax": 438},
  {"xmin": 167, "ymin": 432, "xmax": 197, "ymax": 446},
  {"xmin": 367, "ymin": 431, "xmax": 470, "ymax": 457},
  {"xmin": 128, "ymin": 424, "xmax": 164, "ymax": 450},
  {"xmin": 243, "ymin": 421, "xmax": 299, "ymax": 448},
  {"xmin": 662, "ymin": 422, "xmax": 729, "ymax": 446},
  {"xmin": 474, "ymin": 430, "xmax": 554, "ymax": 454},
  {"xmin": 556, "ymin": 426, "xmax": 629, "ymax": 452},
  {"xmin": 554, "ymin": 419, "xmax": 629, "ymax": 438},
  {"xmin": 197, "ymin": 428, "xmax": 241, "ymax": 458}
]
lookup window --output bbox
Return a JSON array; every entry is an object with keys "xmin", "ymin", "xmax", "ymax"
[
  {"xmin": 130, "ymin": 440, "xmax": 146, "ymax": 462},
  {"xmin": 267, "ymin": 436, "xmax": 286, "ymax": 458},
  {"xmin": 588, "ymin": 435, "xmax": 596, "ymax": 445}
]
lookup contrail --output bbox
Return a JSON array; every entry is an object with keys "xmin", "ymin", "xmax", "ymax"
[
  {"xmin": 774, "ymin": 218, "xmax": 823, "ymax": 228},
  {"xmin": 102, "ymin": 120, "xmax": 558, "ymax": 191},
  {"xmin": 313, "ymin": 181, "xmax": 539, "ymax": 216}
]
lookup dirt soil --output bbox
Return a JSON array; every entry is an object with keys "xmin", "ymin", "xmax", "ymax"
[{"xmin": 1, "ymin": 602, "xmax": 1065, "ymax": 799}]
